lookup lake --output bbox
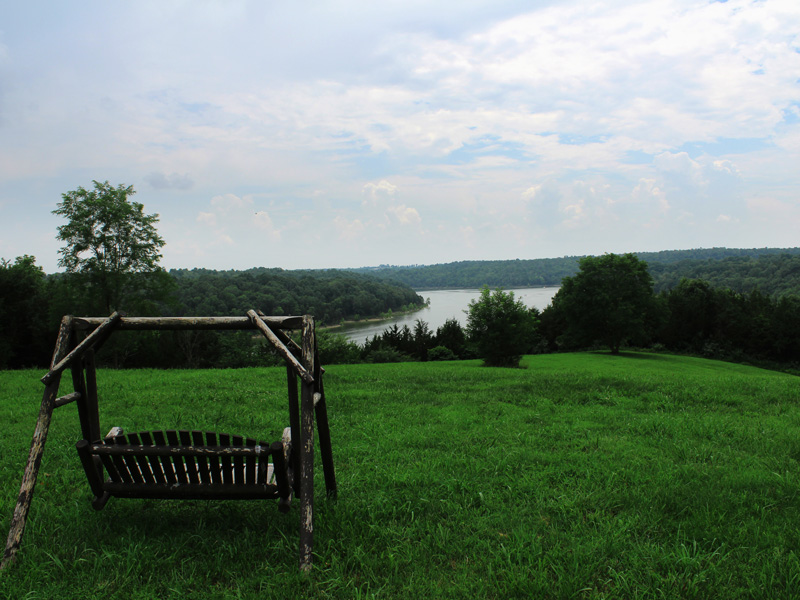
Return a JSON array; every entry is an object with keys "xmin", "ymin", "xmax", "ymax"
[{"xmin": 336, "ymin": 287, "xmax": 560, "ymax": 345}]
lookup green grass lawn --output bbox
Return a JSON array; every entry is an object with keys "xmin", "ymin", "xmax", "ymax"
[{"xmin": 2, "ymin": 352, "xmax": 800, "ymax": 599}]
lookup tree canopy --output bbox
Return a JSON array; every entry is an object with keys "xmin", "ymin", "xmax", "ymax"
[
  {"xmin": 53, "ymin": 181, "xmax": 166, "ymax": 313},
  {"xmin": 550, "ymin": 253, "xmax": 656, "ymax": 354},
  {"xmin": 0, "ymin": 256, "xmax": 50, "ymax": 368}
]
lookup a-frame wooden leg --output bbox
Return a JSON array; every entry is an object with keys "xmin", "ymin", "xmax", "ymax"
[
  {"xmin": 313, "ymin": 357, "xmax": 337, "ymax": 499},
  {"xmin": 298, "ymin": 315, "xmax": 315, "ymax": 572},
  {"xmin": 1, "ymin": 316, "xmax": 74, "ymax": 571},
  {"xmin": 1, "ymin": 377, "xmax": 61, "ymax": 570}
]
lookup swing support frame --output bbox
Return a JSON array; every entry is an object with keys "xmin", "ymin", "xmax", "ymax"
[{"xmin": 1, "ymin": 311, "xmax": 336, "ymax": 572}]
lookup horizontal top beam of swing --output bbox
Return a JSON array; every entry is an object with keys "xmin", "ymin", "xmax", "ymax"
[{"xmin": 73, "ymin": 315, "xmax": 305, "ymax": 331}]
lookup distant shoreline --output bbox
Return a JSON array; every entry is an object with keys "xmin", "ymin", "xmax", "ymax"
[{"xmin": 320, "ymin": 303, "xmax": 428, "ymax": 333}]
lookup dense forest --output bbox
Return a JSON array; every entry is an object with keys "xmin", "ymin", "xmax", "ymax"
[
  {"xmin": 648, "ymin": 254, "xmax": 800, "ymax": 297},
  {"xmin": 357, "ymin": 266, "xmax": 800, "ymax": 371},
  {"xmin": 355, "ymin": 247, "xmax": 800, "ymax": 297},
  {"xmin": 170, "ymin": 268, "xmax": 424, "ymax": 325},
  {"xmin": 4, "ymin": 247, "xmax": 800, "ymax": 370},
  {"xmin": 353, "ymin": 257, "xmax": 580, "ymax": 288},
  {"xmin": 0, "ymin": 260, "xmax": 424, "ymax": 369}
]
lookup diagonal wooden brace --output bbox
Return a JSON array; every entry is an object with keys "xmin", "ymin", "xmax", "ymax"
[
  {"xmin": 42, "ymin": 312, "xmax": 121, "ymax": 385},
  {"xmin": 247, "ymin": 310, "xmax": 313, "ymax": 384}
]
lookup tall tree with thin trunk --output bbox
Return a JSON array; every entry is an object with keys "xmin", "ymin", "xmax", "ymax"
[{"xmin": 53, "ymin": 180, "xmax": 166, "ymax": 313}]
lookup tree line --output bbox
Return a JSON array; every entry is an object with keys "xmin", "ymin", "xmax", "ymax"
[
  {"xmin": 5, "ymin": 250, "xmax": 799, "ymax": 371},
  {"xmin": 0, "ymin": 259, "xmax": 425, "ymax": 369},
  {"xmin": 343, "ymin": 254, "xmax": 800, "ymax": 371},
  {"xmin": 353, "ymin": 248, "xmax": 800, "ymax": 297}
]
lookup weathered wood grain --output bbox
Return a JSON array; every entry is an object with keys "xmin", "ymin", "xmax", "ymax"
[
  {"xmin": 73, "ymin": 315, "xmax": 303, "ymax": 331},
  {"xmin": 42, "ymin": 312, "xmax": 122, "ymax": 385},
  {"xmin": 1, "ymin": 376, "xmax": 61, "ymax": 570},
  {"xmin": 247, "ymin": 310, "xmax": 313, "ymax": 383},
  {"xmin": 299, "ymin": 314, "xmax": 316, "ymax": 572}
]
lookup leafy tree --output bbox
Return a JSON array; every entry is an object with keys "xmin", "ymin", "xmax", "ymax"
[
  {"xmin": 0, "ymin": 255, "xmax": 51, "ymax": 367},
  {"xmin": 435, "ymin": 317, "xmax": 468, "ymax": 358},
  {"xmin": 53, "ymin": 180, "xmax": 167, "ymax": 313},
  {"xmin": 660, "ymin": 278, "xmax": 719, "ymax": 351},
  {"xmin": 412, "ymin": 319, "xmax": 434, "ymax": 361},
  {"xmin": 466, "ymin": 286, "xmax": 536, "ymax": 367},
  {"xmin": 552, "ymin": 253, "xmax": 656, "ymax": 354},
  {"xmin": 771, "ymin": 295, "xmax": 800, "ymax": 362}
]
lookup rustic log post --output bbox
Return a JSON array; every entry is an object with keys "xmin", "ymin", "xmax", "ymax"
[
  {"xmin": 299, "ymin": 315, "xmax": 315, "ymax": 572},
  {"xmin": 287, "ymin": 365, "xmax": 301, "ymax": 498},
  {"xmin": 54, "ymin": 392, "xmax": 81, "ymax": 408},
  {"xmin": 313, "ymin": 356, "xmax": 337, "ymax": 499},
  {"xmin": 72, "ymin": 359, "xmax": 92, "ymax": 444},
  {"xmin": 51, "ymin": 315, "xmax": 74, "ymax": 369},
  {"xmin": 271, "ymin": 441, "xmax": 292, "ymax": 514},
  {"xmin": 1, "ymin": 376, "xmax": 62, "ymax": 570},
  {"xmin": 83, "ymin": 349, "xmax": 101, "ymax": 442},
  {"xmin": 76, "ymin": 440, "xmax": 105, "ymax": 499}
]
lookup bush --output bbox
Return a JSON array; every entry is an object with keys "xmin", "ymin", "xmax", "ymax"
[
  {"xmin": 465, "ymin": 287, "xmax": 536, "ymax": 367},
  {"xmin": 428, "ymin": 345, "xmax": 458, "ymax": 361},
  {"xmin": 364, "ymin": 347, "xmax": 411, "ymax": 363},
  {"xmin": 316, "ymin": 330, "xmax": 362, "ymax": 364}
]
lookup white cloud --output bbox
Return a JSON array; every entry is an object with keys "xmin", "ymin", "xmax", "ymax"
[
  {"xmin": 333, "ymin": 216, "xmax": 366, "ymax": 241},
  {"xmin": 712, "ymin": 160, "xmax": 741, "ymax": 177},
  {"xmin": 522, "ymin": 185, "xmax": 541, "ymax": 200},
  {"xmin": 460, "ymin": 225, "xmax": 476, "ymax": 248},
  {"xmin": 196, "ymin": 211, "xmax": 217, "ymax": 226},
  {"xmin": 363, "ymin": 180, "xmax": 398, "ymax": 203},
  {"xmin": 211, "ymin": 193, "xmax": 253, "ymax": 212},
  {"xmin": 654, "ymin": 152, "xmax": 703, "ymax": 179},
  {"xmin": 253, "ymin": 211, "xmax": 280, "ymax": 241},
  {"xmin": 632, "ymin": 178, "xmax": 669, "ymax": 213},
  {"xmin": 387, "ymin": 204, "xmax": 421, "ymax": 225}
]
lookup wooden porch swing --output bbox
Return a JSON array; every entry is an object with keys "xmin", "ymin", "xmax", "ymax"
[{"xmin": 2, "ymin": 311, "xmax": 336, "ymax": 572}]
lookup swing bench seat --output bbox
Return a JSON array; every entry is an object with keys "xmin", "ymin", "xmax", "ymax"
[{"xmin": 76, "ymin": 428, "xmax": 294, "ymax": 512}]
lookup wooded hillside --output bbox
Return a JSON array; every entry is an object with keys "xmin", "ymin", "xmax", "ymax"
[
  {"xmin": 352, "ymin": 247, "xmax": 800, "ymax": 296},
  {"xmin": 170, "ymin": 267, "xmax": 424, "ymax": 324},
  {"xmin": 0, "ymin": 261, "xmax": 424, "ymax": 368}
]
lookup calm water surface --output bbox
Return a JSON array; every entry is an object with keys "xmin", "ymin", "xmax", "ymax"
[{"xmin": 338, "ymin": 287, "xmax": 559, "ymax": 345}]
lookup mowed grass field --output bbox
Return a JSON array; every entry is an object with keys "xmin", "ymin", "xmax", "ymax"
[{"xmin": 1, "ymin": 352, "xmax": 800, "ymax": 599}]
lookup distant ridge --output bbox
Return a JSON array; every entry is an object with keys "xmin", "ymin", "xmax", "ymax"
[{"xmin": 349, "ymin": 247, "xmax": 800, "ymax": 297}]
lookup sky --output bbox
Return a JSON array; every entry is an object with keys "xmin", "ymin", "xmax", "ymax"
[{"xmin": 1, "ymin": 0, "xmax": 799, "ymax": 273}]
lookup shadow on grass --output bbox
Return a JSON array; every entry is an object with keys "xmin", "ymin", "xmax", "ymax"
[{"xmin": 78, "ymin": 498, "xmax": 297, "ymax": 555}]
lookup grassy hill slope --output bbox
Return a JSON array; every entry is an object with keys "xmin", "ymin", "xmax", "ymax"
[{"xmin": 2, "ymin": 354, "xmax": 799, "ymax": 598}]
